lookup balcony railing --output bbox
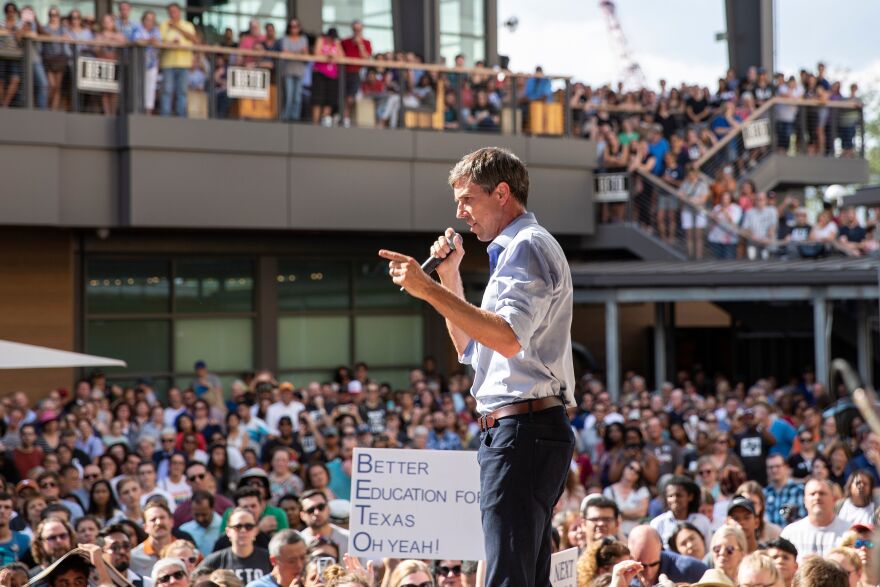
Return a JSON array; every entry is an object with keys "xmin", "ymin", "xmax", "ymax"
[
  {"xmin": 695, "ymin": 97, "xmax": 865, "ymax": 184},
  {"xmin": 0, "ymin": 32, "xmax": 579, "ymax": 136},
  {"xmin": 595, "ymin": 170, "xmax": 855, "ymax": 260}
]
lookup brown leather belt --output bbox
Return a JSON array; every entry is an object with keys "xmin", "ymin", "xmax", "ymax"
[{"xmin": 478, "ymin": 396, "xmax": 564, "ymax": 432}]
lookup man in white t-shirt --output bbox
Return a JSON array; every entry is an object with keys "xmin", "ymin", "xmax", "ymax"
[
  {"xmin": 780, "ymin": 478, "xmax": 850, "ymax": 561},
  {"xmin": 137, "ymin": 461, "xmax": 176, "ymax": 513},
  {"xmin": 265, "ymin": 383, "xmax": 305, "ymax": 435}
]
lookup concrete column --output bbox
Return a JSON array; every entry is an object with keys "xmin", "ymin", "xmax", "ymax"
[
  {"xmin": 813, "ymin": 296, "xmax": 831, "ymax": 389},
  {"xmin": 255, "ymin": 256, "xmax": 278, "ymax": 373},
  {"xmin": 605, "ymin": 300, "xmax": 620, "ymax": 402},
  {"xmin": 857, "ymin": 300, "xmax": 873, "ymax": 388},
  {"xmin": 654, "ymin": 302, "xmax": 666, "ymax": 391}
]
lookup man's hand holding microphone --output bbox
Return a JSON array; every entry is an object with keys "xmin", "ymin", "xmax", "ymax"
[{"xmin": 378, "ymin": 228, "xmax": 464, "ymax": 299}]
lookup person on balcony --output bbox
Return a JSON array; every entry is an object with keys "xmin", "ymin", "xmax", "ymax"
[
  {"xmin": 158, "ymin": 2, "xmax": 197, "ymax": 118},
  {"xmin": 708, "ymin": 191, "xmax": 742, "ymax": 259}
]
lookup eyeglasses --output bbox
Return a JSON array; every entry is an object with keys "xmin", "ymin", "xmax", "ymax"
[
  {"xmin": 156, "ymin": 571, "xmax": 186, "ymax": 585},
  {"xmin": 84, "ymin": 473, "xmax": 100, "ymax": 480},
  {"xmin": 712, "ymin": 545, "xmax": 740, "ymax": 556},
  {"xmin": 42, "ymin": 533, "xmax": 69, "ymax": 543},
  {"xmin": 437, "ymin": 565, "xmax": 461, "ymax": 576},
  {"xmin": 187, "ymin": 473, "xmax": 206, "ymax": 483},
  {"xmin": 400, "ymin": 583, "xmax": 432, "ymax": 587},
  {"xmin": 40, "ymin": 481, "xmax": 58, "ymax": 489},
  {"xmin": 106, "ymin": 543, "xmax": 131, "ymax": 552},
  {"xmin": 855, "ymin": 539, "xmax": 874, "ymax": 549},
  {"xmin": 699, "ymin": 469, "xmax": 714, "ymax": 476},
  {"xmin": 305, "ymin": 503, "xmax": 327, "ymax": 515},
  {"xmin": 229, "ymin": 523, "xmax": 256, "ymax": 532},
  {"xmin": 585, "ymin": 516, "xmax": 615, "ymax": 525}
]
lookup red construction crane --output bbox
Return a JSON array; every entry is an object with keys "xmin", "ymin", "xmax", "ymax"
[{"xmin": 599, "ymin": 0, "xmax": 648, "ymax": 90}]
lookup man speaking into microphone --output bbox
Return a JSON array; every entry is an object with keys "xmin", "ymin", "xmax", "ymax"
[{"xmin": 379, "ymin": 147, "xmax": 575, "ymax": 586}]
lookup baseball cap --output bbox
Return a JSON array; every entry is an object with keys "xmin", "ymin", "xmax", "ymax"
[
  {"xmin": 851, "ymin": 523, "xmax": 874, "ymax": 533},
  {"xmin": 764, "ymin": 536, "xmax": 798, "ymax": 558},
  {"xmin": 727, "ymin": 495, "xmax": 756, "ymax": 516},
  {"xmin": 279, "ymin": 382, "xmax": 294, "ymax": 392},
  {"xmin": 194, "ymin": 360, "xmax": 207, "ymax": 370}
]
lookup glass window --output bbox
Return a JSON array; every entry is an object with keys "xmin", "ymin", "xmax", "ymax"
[
  {"xmin": 278, "ymin": 261, "xmax": 350, "ymax": 311},
  {"xmin": 174, "ymin": 260, "xmax": 254, "ymax": 313},
  {"xmin": 355, "ymin": 315, "xmax": 423, "ymax": 365},
  {"xmin": 86, "ymin": 320, "xmax": 171, "ymax": 374},
  {"xmin": 366, "ymin": 368, "xmax": 411, "ymax": 390},
  {"xmin": 174, "ymin": 318, "xmax": 253, "ymax": 372},
  {"xmin": 322, "ymin": 0, "xmax": 393, "ymax": 53},
  {"xmin": 278, "ymin": 371, "xmax": 336, "ymax": 387},
  {"xmin": 354, "ymin": 260, "xmax": 419, "ymax": 309},
  {"xmin": 87, "ymin": 260, "xmax": 170, "ymax": 314},
  {"xmin": 438, "ymin": 0, "xmax": 485, "ymax": 65},
  {"xmin": 278, "ymin": 316, "xmax": 350, "ymax": 369}
]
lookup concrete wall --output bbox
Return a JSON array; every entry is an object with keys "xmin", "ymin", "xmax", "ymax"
[{"xmin": 0, "ymin": 110, "xmax": 596, "ymax": 237}]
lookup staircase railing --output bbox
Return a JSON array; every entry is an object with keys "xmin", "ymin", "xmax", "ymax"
[
  {"xmin": 695, "ymin": 97, "xmax": 864, "ymax": 185},
  {"xmin": 594, "ymin": 169, "xmax": 856, "ymax": 260}
]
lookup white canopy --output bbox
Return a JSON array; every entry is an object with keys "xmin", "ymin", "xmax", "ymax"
[{"xmin": 0, "ymin": 339, "xmax": 126, "ymax": 369}]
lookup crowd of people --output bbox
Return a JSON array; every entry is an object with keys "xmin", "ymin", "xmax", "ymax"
[
  {"xmin": 592, "ymin": 62, "xmax": 868, "ymax": 259},
  {"xmin": 0, "ymin": 355, "xmax": 873, "ymax": 587}
]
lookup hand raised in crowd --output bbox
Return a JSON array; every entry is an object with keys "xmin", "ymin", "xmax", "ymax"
[
  {"xmin": 609, "ymin": 560, "xmax": 644, "ymax": 587},
  {"xmin": 342, "ymin": 553, "xmax": 375, "ymax": 587},
  {"xmin": 258, "ymin": 514, "xmax": 278, "ymax": 534}
]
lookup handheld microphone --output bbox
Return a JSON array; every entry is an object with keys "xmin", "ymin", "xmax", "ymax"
[{"xmin": 400, "ymin": 235, "xmax": 457, "ymax": 291}]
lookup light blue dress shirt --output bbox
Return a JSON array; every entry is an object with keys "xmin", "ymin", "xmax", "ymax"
[
  {"xmin": 460, "ymin": 212, "xmax": 575, "ymax": 414},
  {"xmin": 180, "ymin": 511, "xmax": 223, "ymax": 556}
]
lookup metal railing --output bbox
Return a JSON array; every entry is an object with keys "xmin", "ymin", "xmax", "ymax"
[
  {"xmin": 0, "ymin": 32, "xmax": 577, "ymax": 135},
  {"xmin": 595, "ymin": 169, "xmax": 856, "ymax": 260},
  {"xmin": 695, "ymin": 97, "xmax": 865, "ymax": 184}
]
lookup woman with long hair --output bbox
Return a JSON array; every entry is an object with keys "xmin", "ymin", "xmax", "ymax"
[
  {"xmin": 603, "ymin": 459, "xmax": 649, "ymax": 537},
  {"xmin": 75, "ymin": 515, "xmax": 101, "ymax": 545},
  {"xmin": 838, "ymin": 470, "xmax": 876, "ymax": 526},
  {"xmin": 206, "ymin": 443, "xmax": 237, "ymax": 496},
  {"xmin": 695, "ymin": 457, "xmax": 720, "ymax": 499},
  {"xmin": 87, "ymin": 479, "xmax": 124, "ymax": 525},
  {"xmin": 268, "ymin": 447, "xmax": 303, "ymax": 505},
  {"xmin": 193, "ymin": 399, "xmax": 221, "ymax": 441},
  {"xmin": 597, "ymin": 422, "xmax": 626, "ymax": 487},
  {"xmin": 669, "ymin": 522, "xmax": 707, "ymax": 561},
  {"xmin": 710, "ymin": 525, "xmax": 747, "ymax": 583},
  {"xmin": 576, "ymin": 538, "xmax": 630, "ymax": 587},
  {"xmin": 175, "ymin": 413, "xmax": 205, "ymax": 451},
  {"xmin": 304, "ymin": 463, "xmax": 336, "ymax": 500},
  {"xmin": 225, "ymin": 411, "xmax": 252, "ymax": 453},
  {"xmin": 827, "ymin": 440, "xmax": 852, "ymax": 488},
  {"xmin": 22, "ymin": 495, "xmax": 47, "ymax": 537},
  {"xmin": 736, "ymin": 481, "xmax": 781, "ymax": 542}
]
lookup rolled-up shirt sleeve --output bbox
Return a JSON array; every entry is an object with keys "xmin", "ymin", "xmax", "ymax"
[
  {"xmin": 493, "ymin": 239, "xmax": 553, "ymax": 352},
  {"xmin": 459, "ymin": 339, "xmax": 476, "ymax": 365}
]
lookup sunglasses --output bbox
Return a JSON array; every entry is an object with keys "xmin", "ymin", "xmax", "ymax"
[
  {"xmin": 855, "ymin": 539, "xmax": 874, "ymax": 549},
  {"xmin": 187, "ymin": 473, "xmax": 206, "ymax": 483},
  {"xmin": 162, "ymin": 438, "xmax": 175, "ymax": 443},
  {"xmin": 40, "ymin": 481, "xmax": 58, "ymax": 489},
  {"xmin": 42, "ymin": 533, "xmax": 69, "ymax": 543},
  {"xmin": 800, "ymin": 437, "xmax": 813, "ymax": 442},
  {"xmin": 84, "ymin": 474, "xmax": 100, "ymax": 480},
  {"xmin": 713, "ymin": 545, "xmax": 739, "ymax": 556},
  {"xmin": 699, "ymin": 469, "xmax": 714, "ymax": 475},
  {"xmin": 437, "ymin": 565, "xmax": 461, "ymax": 576},
  {"xmin": 156, "ymin": 570, "xmax": 186, "ymax": 585},
  {"xmin": 229, "ymin": 523, "xmax": 256, "ymax": 532},
  {"xmin": 305, "ymin": 503, "xmax": 327, "ymax": 515}
]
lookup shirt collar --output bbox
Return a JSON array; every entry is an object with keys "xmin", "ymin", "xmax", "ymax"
[{"xmin": 489, "ymin": 211, "xmax": 536, "ymax": 253}]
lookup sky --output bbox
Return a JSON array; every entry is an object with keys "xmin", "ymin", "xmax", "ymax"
[{"xmin": 496, "ymin": 0, "xmax": 880, "ymax": 92}]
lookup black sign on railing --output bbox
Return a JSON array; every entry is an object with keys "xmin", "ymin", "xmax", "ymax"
[
  {"xmin": 77, "ymin": 57, "xmax": 119, "ymax": 93},
  {"xmin": 595, "ymin": 173, "xmax": 629, "ymax": 202}
]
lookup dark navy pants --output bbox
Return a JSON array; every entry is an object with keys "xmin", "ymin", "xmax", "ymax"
[{"xmin": 477, "ymin": 405, "xmax": 575, "ymax": 587}]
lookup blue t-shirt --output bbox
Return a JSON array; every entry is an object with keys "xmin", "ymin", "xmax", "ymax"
[
  {"xmin": 246, "ymin": 575, "xmax": 280, "ymax": 587},
  {"xmin": 326, "ymin": 458, "xmax": 351, "ymax": 501},
  {"xmin": 710, "ymin": 113, "xmax": 742, "ymax": 139},
  {"xmin": 659, "ymin": 550, "xmax": 708, "ymax": 584},
  {"xmin": 0, "ymin": 532, "xmax": 30, "ymax": 565},
  {"xmin": 768, "ymin": 419, "xmax": 797, "ymax": 458},
  {"xmin": 647, "ymin": 138, "xmax": 669, "ymax": 176}
]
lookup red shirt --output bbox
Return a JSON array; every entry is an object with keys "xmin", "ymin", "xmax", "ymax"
[
  {"xmin": 341, "ymin": 36, "xmax": 371, "ymax": 73},
  {"xmin": 13, "ymin": 447, "xmax": 44, "ymax": 478}
]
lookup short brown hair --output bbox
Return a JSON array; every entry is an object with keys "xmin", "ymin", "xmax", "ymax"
[
  {"xmin": 448, "ymin": 147, "xmax": 529, "ymax": 207},
  {"xmin": 792, "ymin": 556, "xmax": 848, "ymax": 587}
]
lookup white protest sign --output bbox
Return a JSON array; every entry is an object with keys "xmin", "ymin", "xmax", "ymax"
[
  {"xmin": 550, "ymin": 547, "xmax": 578, "ymax": 587},
  {"xmin": 595, "ymin": 173, "xmax": 629, "ymax": 202},
  {"xmin": 77, "ymin": 57, "xmax": 119, "ymax": 93},
  {"xmin": 743, "ymin": 117, "xmax": 771, "ymax": 149},
  {"xmin": 349, "ymin": 447, "xmax": 485, "ymax": 560},
  {"xmin": 227, "ymin": 66, "xmax": 270, "ymax": 100}
]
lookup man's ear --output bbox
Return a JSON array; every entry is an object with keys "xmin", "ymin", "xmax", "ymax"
[{"xmin": 495, "ymin": 181, "xmax": 512, "ymax": 204}]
